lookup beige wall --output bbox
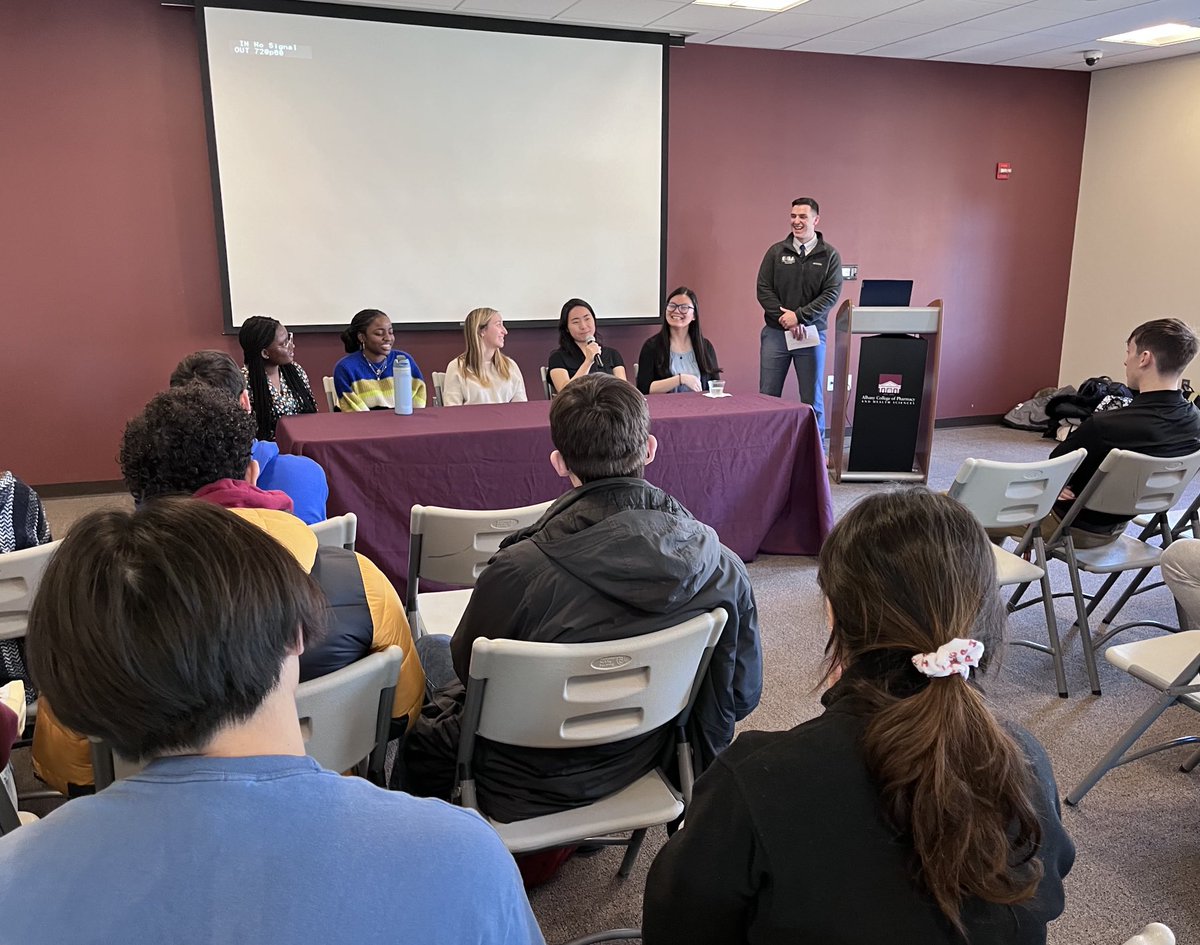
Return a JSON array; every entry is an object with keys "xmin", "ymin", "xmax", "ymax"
[{"xmin": 1060, "ymin": 53, "xmax": 1200, "ymax": 386}]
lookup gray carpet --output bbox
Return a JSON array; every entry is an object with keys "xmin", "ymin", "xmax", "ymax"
[{"xmin": 21, "ymin": 427, "xmax": 1200, "ymax": 944}]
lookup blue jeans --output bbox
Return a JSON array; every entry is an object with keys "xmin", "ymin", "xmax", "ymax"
[{"xmin": 759, "ymin": 325, "xmax": 826, "ymax": 435}]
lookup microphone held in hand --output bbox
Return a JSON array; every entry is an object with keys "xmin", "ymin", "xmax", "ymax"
[{"xmin": 586, "ymin": 337, "xmax": 604, "ymax": 368}]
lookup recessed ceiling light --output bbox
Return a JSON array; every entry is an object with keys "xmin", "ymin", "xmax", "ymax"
[
  {"xmin": 693, "ymin": 0, "xmax": 811, "ymax": 12},
  {"xmin": 1099, "ymin": 22, "xmax": 1200, "ymax": 46}
]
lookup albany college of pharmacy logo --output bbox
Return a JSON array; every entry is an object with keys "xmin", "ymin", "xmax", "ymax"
[{"xmin": 877, "ymin": 374, "xmax": 903, "ymax": 396}]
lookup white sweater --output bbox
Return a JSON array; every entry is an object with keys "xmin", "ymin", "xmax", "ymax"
[{"xmin": 441, "ymin": 357, "xmax": 528, "ymax": 406}]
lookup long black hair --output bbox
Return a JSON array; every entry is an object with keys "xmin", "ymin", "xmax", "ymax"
[
  {"xmin": 341, "ymin": 308, "xmax": 389, "ymax": 354},
  {"xmin": 557, "ymin": 298, "xmax": 597, "ymax": 354},
  {"xmin": 649, "ymin": 286, "xmax": 718, "ymax": 379},
  {"xmin": 237, "ymin": 316, "xmax": 317, "ymax": 441}
]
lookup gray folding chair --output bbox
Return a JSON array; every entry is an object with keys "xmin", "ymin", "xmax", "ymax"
[
  {"xmin": 0, "ymin": 539, "xmax": 63, "ymax": 735},
  {"xmin": 405, "ymin": 501, "xmax": 552, "ymax": 639},
  {"xmin": 949, "ymin": 449, "xmax": 1086, "ymax": 697},
  {"xmin": 454, "ymin": 609, "xmax": 727, "ymax": 879},
  {"xmin": 92, "ymin": 646, "xmax": 403, "ymax": 790},
  {"xmin": 1010, "ymin": 447, "xmax": 1200, "ymax": 694},
  {"xmin": 322, "ymin": 375, "xmax": 337, "ymax": 412},
  {"xmin": 309, "ymin": 512, "xmax": 357, "ymax": 551},
  {"xmin": 431, "ymin": 371, "xmax": 446, "ymax": 407},
  {"xmin": 1120, "ymin": 924, "xmax": 1175, "ymax": 945},
  {"xmin": 1066, "ymin": 630, "xmax": 1200, "ymax": 805},
  {"xmin": 541, "ymin": 366, "xmax": 554, "ymax": 399}
]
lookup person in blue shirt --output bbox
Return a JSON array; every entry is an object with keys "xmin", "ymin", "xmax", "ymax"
[
  {"xmin": 170, "ymin": 350, "xmax": 329, "ymax": 524},
  {"xmin": 0, "ymin": 498, "xmax": 544, "ymax": 945}
]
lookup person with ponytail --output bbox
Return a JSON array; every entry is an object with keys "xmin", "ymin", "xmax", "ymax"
[
  {"xmin": 237, "ymin": 316, "xmax": 318, "ymax": 441},
  {"xmin": 643, "ymin": 487, "xmax": 1074, "ymax": 945},
  {"xmin": 442, "ymin": 308, "xmax": 527, "ymax": 406},
  {"xmin": 332, "ymin": 308, "xmax": 427, "ymax": 412}
]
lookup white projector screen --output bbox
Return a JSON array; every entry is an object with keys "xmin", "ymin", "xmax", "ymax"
[{"xmin": 198, "ymin": 2, "xmax": 667, "ymax": 330}]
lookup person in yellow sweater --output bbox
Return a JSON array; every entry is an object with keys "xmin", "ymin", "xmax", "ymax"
[{"xmin": 33, "ymin": 384, "xmax": 423, "ymax": 795}]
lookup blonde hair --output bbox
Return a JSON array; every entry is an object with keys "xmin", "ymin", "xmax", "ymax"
[{"xmin": 457, "ymin": 307, "xmax": 513, "ymax": 384}]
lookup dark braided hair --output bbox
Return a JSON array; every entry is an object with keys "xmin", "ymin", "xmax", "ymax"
[{"xmin": 237, "ymin": 316, "xmax": 317, "ymax": 441}]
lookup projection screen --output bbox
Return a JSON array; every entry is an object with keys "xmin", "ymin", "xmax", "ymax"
[{"xmin": 197, "ymin": 1, "xmax": 668, "ymax": 330}]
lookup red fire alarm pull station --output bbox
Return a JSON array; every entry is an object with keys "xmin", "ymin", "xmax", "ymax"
[{"xmin": 996, "ymin": 162, "xmax": 1013, "ymax": 180}]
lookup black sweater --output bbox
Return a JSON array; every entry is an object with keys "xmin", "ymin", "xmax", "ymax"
[{"xmin": 643, "ymin": 684, "xmax": 1074, "ymax": 945}]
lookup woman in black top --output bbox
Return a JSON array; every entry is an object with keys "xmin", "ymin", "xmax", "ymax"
[
  {"xmin": 643, "ymin": 488, "xmax": 1074, "ymax": 945},
  {"xmin": 546, "ymin": 298, "xmax": 626, "ymax": 394},
  {"xmin": 636, "ymin": 286, "xmax": 721, "ymax": 395}
]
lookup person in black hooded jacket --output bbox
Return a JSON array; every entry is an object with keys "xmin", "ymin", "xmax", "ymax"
[{"xmin": 405, "ymin": 374, "xmax": 762, "ymax": 823}]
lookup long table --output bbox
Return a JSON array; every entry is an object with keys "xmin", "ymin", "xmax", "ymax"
[{"xmin": 277, "ymin": 394, "xmax": 833, "ymax": 595}]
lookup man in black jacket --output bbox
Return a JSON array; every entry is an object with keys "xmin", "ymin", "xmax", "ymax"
[
  {"xmin": 407, "ymin": 374, "xmax": 762, "ymax": 823},
  {"xmin": 756, "ymin": 196, "xmax": 844, "ymax": 435}
]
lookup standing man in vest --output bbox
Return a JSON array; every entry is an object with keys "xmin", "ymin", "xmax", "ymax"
[{"xmin": 757, "ymin": 197, "xmax": 843, "ymax": 436}]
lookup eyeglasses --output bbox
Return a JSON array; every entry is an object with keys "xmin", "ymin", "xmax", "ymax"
[
  {"xmin": 666, "ymin": 303, "xmax": 694, "ymax": 314},
  {"xmin": 283, "ymin": 332, "xmax": 295, "ymax": 346}
]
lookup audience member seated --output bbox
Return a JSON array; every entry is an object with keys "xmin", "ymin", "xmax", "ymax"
[
  {"xmin": 642, "ymin": 488, "xmax": 1075, "ymax": 945},
  {"xmin": 333, "ymin": 308, "xmax": 426, "ymax": 411},
  {"xmin": 31, "ymin": 385, "xmax": 423, "ymax": 795},
  {"xmin": 990, "ymin": 318, "xmax": 1200, "ymax": 550},
  {"xmin": 547, "ymin": 298, "xmax": 627, "ymax": 393},
  {"xmin": 237, "ymin": 315, "xmax": 319, "ymax": 441},
  {"xmin": 170, "ymin": 350, "xmax": 329, "ymax": 524},
  {"xmin": 405, "ymin": 374, "xmax": 761, "ymax": 821},
  {"xmin": 442, "ymin": 308, "xmax": 527, "ymax": 406},
  {"xmin": 1159, "ymin": 538, "xmax": 1200, "ymax": 627},
  {"xmin": 0, "ymin": 499, "xmax": 544, "ymax": 944},
  {"xmin": 636, "ymin": 287, "xmax": 721, "ymax": 395},
  {"xmin": 0, "ymin": 470, "xmax": 52, "ymax": 712}
]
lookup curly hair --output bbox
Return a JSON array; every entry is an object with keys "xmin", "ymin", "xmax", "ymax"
[{"xmin": 120, "ymin": 384, "xmax": 256, "ymax": 502}]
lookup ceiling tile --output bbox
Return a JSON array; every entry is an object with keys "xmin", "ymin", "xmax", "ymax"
[
  {"xmin": 711, "ymin": 30, "xmax": 806, "ymax": 48},
  {"xmin": 454, "ymin": 0, "xmax": 577, "ymax": 18},
  {"xmin": 744, "ymin": 12, "xmax": 861, "ymax": 38},
  {"xmin": 867, "ymin": 0, "xmax": 1028, "ymax": 27},
  {"xmin": 645, "ymin": 5, "xmax": 776, "ymax": 31},
  {"xmin": 555, "ymin": 0, "xmax": 687, "ymax": 27},
  {"xmin": 812, "ymin": 18, "xmax": 938, "ymax": 42},
  {"xmin": 868, "ymin": 24, "xmax": 1011, "ymax": 54},
  {"xmin": 773, "ymin": 0, "xmax": 917, "ymax": 15},
  {"xmin": 788, "ymin": 35, "xmax": 892, "ymax": 52}
]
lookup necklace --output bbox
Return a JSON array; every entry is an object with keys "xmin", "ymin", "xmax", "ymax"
[{"xmin": 361, "ymin": 351, "xmax": 388, "ymax": 380}]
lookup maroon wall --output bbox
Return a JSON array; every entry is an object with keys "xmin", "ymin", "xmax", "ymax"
[{"xmin": 0, "ymin": 1, "xmax": 1089, "ymax": 486}]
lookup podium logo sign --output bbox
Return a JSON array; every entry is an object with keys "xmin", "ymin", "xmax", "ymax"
[
  {"xmin": 860, "ymin": 373, "xmax": 917, "ymax": 408},
  {"xmin": 878, "ymin": 374, "xmax": 903, "ymax": 395}
]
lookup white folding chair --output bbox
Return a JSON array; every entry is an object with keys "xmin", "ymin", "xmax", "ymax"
[
  {"xmin": 431, "ymin": 371, "xmax": 446, "ymax": 407},
  {"xmin": 322, "ymin": 375, "xmax": 337, "ymax": 412},
  {"xmin": 309, "ymin": 512, "xmax": 357, "ymax": 551},
  {"xmin": 0, "ymin": 681, "xmax": 38, "ymax": 835},
  {"xmin": 405, "ymin": 501, "xmax": 552, "ymax": 639},
  {"xmin": 1009, "ymin": 447, "xmax": 1200, "ymax": 694},
  {"xmin": 1066, "ymin": 631, "xmax": 1200, "ymax": 805},
  {"xmin": 0, "ymin": 539, "xmax": 63, "ymax": 733},
  {"xmin": 949, "ymin": 449, "xmax": 1085, "ymax": 697},
  {"xmin": 91, "ymin": 647, "xmax": 404, "ymax": 790},
  {"xmin": 454, "ymin": 609, "xmax": 727, "ymax": 879},
  {"xmin": 1121, "ymin": 924, "xmax": 1175, "ymax": 945},
  {"xmin": 541, "ymin": 366, "xmax": 554, "ymax": 399}
]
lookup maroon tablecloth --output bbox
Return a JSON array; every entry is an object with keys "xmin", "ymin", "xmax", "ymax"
[{"xmin": 276, "ymin": 394, "xmax": 833, "ymax": 594}]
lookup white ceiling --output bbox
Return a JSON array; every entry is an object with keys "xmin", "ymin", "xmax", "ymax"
[{"xmin": 311, "ymin": 0, "xmax": 1200, "ymax": 70}]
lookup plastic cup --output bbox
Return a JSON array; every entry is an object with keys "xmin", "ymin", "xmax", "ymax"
[{"xmin": 708, "ymin": 380, "xmax": 726, "ymax": 396}]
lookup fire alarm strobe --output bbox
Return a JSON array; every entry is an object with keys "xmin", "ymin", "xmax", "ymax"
[{"xmin": 996, "ymin": 162, "xmax": 1013, "ymax": 180}]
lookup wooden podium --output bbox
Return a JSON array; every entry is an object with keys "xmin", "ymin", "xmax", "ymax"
[{"xmin": 827, "ymin": 299, "xmax": 944, "ymax": 483}]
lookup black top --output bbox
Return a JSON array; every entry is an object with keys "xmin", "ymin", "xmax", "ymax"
[
  {"xmin": 1051, "ymin": 389, "xmax": 1200, "ymax": 531},
  {"xmin": 546, "ymin": 344, "xmax": 625, "ymax": 391},
  {"xmin": 642, "ymin": 680, "xmax": 1074, "ymax": 945},
  {"xmin": 635, "ymin": 335, "xmax": 721, "ymax": 394}
]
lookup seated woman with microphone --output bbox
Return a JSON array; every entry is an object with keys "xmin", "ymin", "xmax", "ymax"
[
  {"xmin": 333, "ymin": 308, "xmax": 427, "ymax": 412},
  {"xmin": 547, "ymin": 298, "xmax": 626, "ymax": 394},
  {"xmin": 442, "ymin": 308, "xmax": 527, "ymax": 406},
  {"xmin": 636, "ymin": 287, "xmax": 721, "ymax": 395}
]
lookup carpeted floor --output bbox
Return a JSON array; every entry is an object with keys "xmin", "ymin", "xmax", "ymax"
[{"xmin": 20, "ymin": 425, "xmax": 1200, "ymax": 944}]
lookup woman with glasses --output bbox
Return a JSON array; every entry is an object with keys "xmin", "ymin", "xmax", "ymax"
[
  {"xmin": 636, "ymin": 287, "xmax": 721, "ymax": 395},
  {"xmin": 547, "ymin": 298, "xmax": 627, "ymax": 394},
  {"xmin": 237, "ymin": 315, "xmax": 318, "ymax": 441},
  {"xmin": 333, "ymin": 308, "xmax": 427, "ymax": 412}
]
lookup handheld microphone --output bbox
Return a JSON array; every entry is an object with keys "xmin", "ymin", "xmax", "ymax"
[{"xmin": 586, "ymin": 337, "xmax": 604, "ymax": 368}]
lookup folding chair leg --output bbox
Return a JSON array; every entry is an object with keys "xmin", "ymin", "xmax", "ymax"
[
  {"xmin": 1063, "ymin": 541, "xmax": 1102, "ymax": 696},
  {"xmin": 617, "ymin": 829, "xmax": 648, "ymax": 879},
  {"xmin": 1008, "ymin": 581, "xmax": 1032, "ymax": 611},
  {"xmin": 1066, "ymin": 690, "xmax": 1177, "ymax": 805},
  {"xmin": 1097, "ymin": 567, "xmax": 1152, "ymax": 627},
  {"xmin": 1039, "ymin": 567, "xmax": 1068, "ymax": 699},
  {"xmin": 1182, "ymin": 744, "xmax": 1200, "ymax": 774}
]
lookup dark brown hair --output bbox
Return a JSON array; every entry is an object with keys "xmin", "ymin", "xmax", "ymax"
[
  {"xmin": 817, "ymin": 487, "xmax": 1043, "ymax": 934},
  {"xmin": 1128, "ymin": 318, "xmax": 1198, "ymax": 377},
  {"xmin": 26, "ymin": 499, "xmax": 327, "ymax": 760},
  {"xmin": 646, "ymin": 286, "xmax": 719, "ymax": 381},
  {"xmin": 549, "ymin": 373, "xmax": 648, "ymax": 482},
  {"xmin": 170, "ymin": 350, "xmax": 245, "ymax": 399}
]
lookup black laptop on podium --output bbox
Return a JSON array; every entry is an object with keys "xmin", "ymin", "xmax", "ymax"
[{"xmin": 858, "ymin": 279, "xmax": 913, "ymax": 307}]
